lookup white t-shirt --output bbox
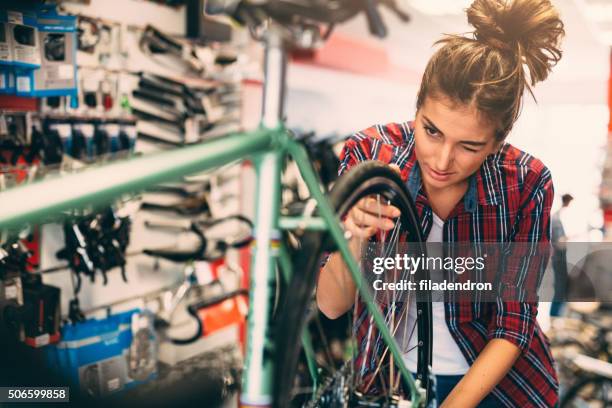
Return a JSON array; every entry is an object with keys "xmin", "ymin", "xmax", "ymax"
[{"xmin": 400, "ymin": 213, "xmax": 470, "ymax": 375}]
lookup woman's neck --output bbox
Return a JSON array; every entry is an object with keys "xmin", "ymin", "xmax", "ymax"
[{"xmin": 424, "ymin": 179, "xmax": 469, "ymax": 220}]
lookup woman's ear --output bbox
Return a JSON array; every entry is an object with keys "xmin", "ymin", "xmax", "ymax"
[
  {"xmin": 492, "ymin": 139, "xmax": 504, "ymax": 154},
  {"xmin": 487, "ymin": 138, "xmax": 504, "ymax": 156}
]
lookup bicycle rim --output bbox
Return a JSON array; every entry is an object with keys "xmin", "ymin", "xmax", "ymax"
[{"xmin": 274, "ymin": 161, "xmax": 432, "ymax": 408}]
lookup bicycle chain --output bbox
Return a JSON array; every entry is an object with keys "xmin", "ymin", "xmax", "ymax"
[{"xmin": 304, "ymin": 361, "xmax": 352, "ymax": 408}]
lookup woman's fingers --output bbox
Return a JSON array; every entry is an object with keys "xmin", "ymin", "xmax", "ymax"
[
  {"xmin": 356, "ymin": 196, "xmax": 400, "ymax": 219},
  {"xmin": 344, "ymin": 216, "xmax": 377, "ymax": 238},
  {"xmin": 349, "ymin": 205, "xmax": 396, "ymax": 231},
  {"xmin": 388, "ymin": 164, "xmax": 401, "ymax": 176},
  {"xmin": 343, "ymin": 189, "xmax": 403, "ymax": 240}
]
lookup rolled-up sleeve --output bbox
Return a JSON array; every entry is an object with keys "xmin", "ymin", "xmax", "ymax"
[
  {"xmin": 338, "ymin": 132, "xmax": 374, "ymax": 176},
  {"xmin": 488, "ymin": 168, "xmax": 554, "ymax": 352}
]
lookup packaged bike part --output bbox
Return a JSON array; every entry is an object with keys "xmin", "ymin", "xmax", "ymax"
[
  {"xmin": 0, "ymin": 271, "xmax": 24, "ymax": 337},
  {"xmin": 29, "ymin": 5, "xmax": 77, "ymax": 98},
  {"xmin": 0, "ymin": 13, "xmax": 14, "ymax": 95},
  {"xmin": 70, "ymin": 119, "xmax": 95, "ymax": 160},
  {"xmin": 10, "ymin": 6, "xmax": 76, "ymax": 98},
  {"xmin": 40, "ymin": 8, "xmax": 76, "ymax": 96},
  {"xmin": 93, "ymin": 120, "xmax": 111, "ymax": 156},
  {"xmin": 118, "ymin": 118, "xmax": 137, "ymax": 153},
  {"xmin": 103, "ymin": 120, "xmax": 121, "ymax": 155},
  {"xmin": 7, "ymin": 10, "xmax": 40, "ymax": 68},
  {"xmin": 24, "ymin": 280, "xmax": 60, "ymax": 347},
  {"xmin": 189, "ymin": 288, "xmax": 248, "ymax": 337},
  {"xmin": 8, "ymin": 9, "xmax": 40, "ymax": 96},
  {"xmin": 0, "ymin": 16, "xmax": 11, "ymax": 64},
  {"xmin": 3, "ymin": 274, "xmax": 61, "ymax": 348},
  {"xmin": 45, "ymin": 117, "xmax": 72, "ymax": 156},
  {"xmin": 0, "ymin": 274, "xmax": 23, "ymax": 307},
  {"xmin": 0, "ymin": 69, "xmax": 15, "ymax": 94},
  {"xmin": 45, "ymin": 308, "xmax": 157, "ymax": 397},
  {"xmin": 128, "ymin": 311, "xmax": 157, "ymax": 382}
]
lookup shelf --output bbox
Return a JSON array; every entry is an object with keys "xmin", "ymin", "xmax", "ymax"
[{"xmin": 0, "ymin": 95, "xmax": 39, "ymax": 112}]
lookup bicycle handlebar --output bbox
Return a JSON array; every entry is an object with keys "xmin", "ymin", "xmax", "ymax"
[
  {"xmin": 143, "ymin": 215, "xmax": 253, "ymax": 263},
  {"xmin": 205, "ymin": 0, "xmax": 408, "ymax": 39}
]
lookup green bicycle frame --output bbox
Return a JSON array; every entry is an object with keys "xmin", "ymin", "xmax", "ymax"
[{"xmin": 0, "ymin": 26, "xmax": 423, "ymax": 408}]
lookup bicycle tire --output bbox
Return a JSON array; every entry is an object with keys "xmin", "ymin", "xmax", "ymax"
[{"xmin": 274, "ymin": 160, "xmax": 432, "ymax": 407}]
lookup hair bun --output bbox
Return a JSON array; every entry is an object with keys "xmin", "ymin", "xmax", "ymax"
[{"xmin": 467, "ymin": 0, "xmax": 564, "ymax": 84}]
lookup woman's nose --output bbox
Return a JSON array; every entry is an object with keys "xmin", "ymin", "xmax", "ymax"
[{"xmin": 435, "ymin": 143, "xmax": 453, "ymax": 171}]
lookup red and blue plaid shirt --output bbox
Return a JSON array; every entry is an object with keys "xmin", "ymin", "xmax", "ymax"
[{"xmin": 339, "ymin": 121, "xmax": 558, "ymax": 407}]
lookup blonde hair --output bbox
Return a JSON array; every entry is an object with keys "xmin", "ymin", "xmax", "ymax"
[{"xmin": 416, "ymin": 0, "xmax": 565, "ymax": 140}]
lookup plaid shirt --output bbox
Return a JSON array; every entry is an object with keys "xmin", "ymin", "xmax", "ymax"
[{"xmin": 339, "ymin": 122, "xmax": 558, "ymax": 407}]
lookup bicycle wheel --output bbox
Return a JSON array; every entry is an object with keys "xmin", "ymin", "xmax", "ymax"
[
  {"xmin": 274, "ymin": 161, "xmax": 432, "ymax": 408},
  {"xmin": 561, "ymin": 376, "xmax": 612, "ymax": 408}
]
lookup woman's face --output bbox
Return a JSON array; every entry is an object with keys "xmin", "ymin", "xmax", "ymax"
[{"xmin": 414, "ymin": 94, "xmax": 501, "ymax": 192}]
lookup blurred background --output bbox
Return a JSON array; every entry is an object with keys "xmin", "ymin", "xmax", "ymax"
[{"xmin": 0, "ymin": 0, "xmax": 610, "ymax": 407}]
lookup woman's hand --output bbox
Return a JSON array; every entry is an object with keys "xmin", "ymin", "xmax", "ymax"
[
  {"xmin": 440, "ymin": 339, "xmax": 521, "ymax": 407},
  {"xmin": 343, "ymin": 164, "xmax": 403, "ymax": 240},
  {"xmin": 343, "ymin": 196, "xmax": 401, "ymax": 239},
  {"xmin": 317, "ymin": 164, "xmax": 403, "ymax": 319}
]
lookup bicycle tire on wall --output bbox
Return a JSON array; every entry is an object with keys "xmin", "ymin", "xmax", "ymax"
[{"xmin": 274, "ymin": 161, "xmax": 433, "ymax": 407}]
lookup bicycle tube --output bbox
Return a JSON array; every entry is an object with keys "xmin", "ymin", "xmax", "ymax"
[{"xmin": 274, "ymin": 161, "xmax": 433, "ymax": 407}]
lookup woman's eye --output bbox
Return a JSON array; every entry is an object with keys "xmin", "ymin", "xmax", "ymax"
[{"xmin": 424, "ymin": 126, "xmax": 439, "ymax": 137}]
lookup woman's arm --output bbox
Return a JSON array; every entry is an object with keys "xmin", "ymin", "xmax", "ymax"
[
  {"xmin": 317, "ymin": 195, "xmax": 400, "ymax": 319},
  {"xmin": 440, "ymin": 339, "xmax": 521, "ymax": 407},
  {"xmin": 444, "ymin": 168, "xmax": 554, "ymax": 406},
  {"xmin": 316, "ymin": 238, "xmax": 360, "ymax": 319}
]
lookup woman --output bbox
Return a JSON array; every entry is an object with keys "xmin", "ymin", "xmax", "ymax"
[{"xmin": 316, "ymin": 0, "xmax": 564, "ymax": 406}]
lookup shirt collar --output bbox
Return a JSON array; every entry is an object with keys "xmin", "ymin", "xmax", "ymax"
[
  {"xmin": 407, "ymin": 162, "xmax": 478, "ymax": 213},
  {"xmin": 405, "ymin": 154, "xmax": 502, "ymax": 212}
]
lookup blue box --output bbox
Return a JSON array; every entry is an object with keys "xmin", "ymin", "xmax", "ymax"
[
  {"xmin": 45, "ymin": 309, "xmax": 157, "ymax": 397},
  {"xmin": 11, "ymin": 6, "xmax": 77, "ymax": 98},
  {"xmin": 30, "ymin": 5, "xmax": 78, "ymax": 98}
]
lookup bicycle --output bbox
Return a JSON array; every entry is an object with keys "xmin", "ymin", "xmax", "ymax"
[
  {"xmin": 0, "ymin": 1, "xmax": 432, "ymax": 407},
  {"xmin": 549, "ymin": 305, "xmax": 612, "ymax": 407}
]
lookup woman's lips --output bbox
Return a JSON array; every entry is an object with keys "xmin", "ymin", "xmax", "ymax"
[{"xmin": 426, "ymin": 165, "xmax": 454, "ymax": 181}]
